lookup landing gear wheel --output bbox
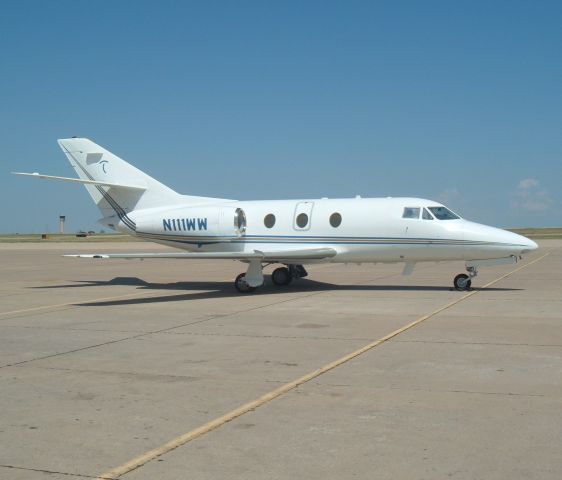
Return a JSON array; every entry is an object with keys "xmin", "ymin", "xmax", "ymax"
[
  {"xmin": 453, "ymin": 273, "xmax": 472, "ymax": 291},
  {"xmin": 271, "ymin": 267, "xmax": 292, "ymax": 286},
  {"xmin": 235, "ymin": 273, "xmax": 257, "ymax": 293}
]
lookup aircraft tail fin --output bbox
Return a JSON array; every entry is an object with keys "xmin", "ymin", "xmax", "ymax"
[{"xmin": 57, "ymin": 138, "xmax": 223, "ymax": 231}]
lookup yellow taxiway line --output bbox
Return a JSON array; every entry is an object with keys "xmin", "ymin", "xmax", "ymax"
[{"xmin": 97, "ymin": 252, "xmax": 550, "ymax": 480}]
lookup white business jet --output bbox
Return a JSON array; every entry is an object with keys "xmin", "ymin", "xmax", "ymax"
[{"xmin": 14, "ymin": 138, "xmax": 538, "ymax": 293}]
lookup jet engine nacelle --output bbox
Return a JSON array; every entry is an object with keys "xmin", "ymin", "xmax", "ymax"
[{"xmin": 132, "ymin": 205, "xmax": 247, "ymax": 237}]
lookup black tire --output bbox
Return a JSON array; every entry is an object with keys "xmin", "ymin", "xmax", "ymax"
[
  {"xmin": 271, "ymin": 267, "xmax": 292, "ymax": 286},
  {"xmin": 453, "ymin": 273, "xmax": 472, "ymax": 291},
  {"xmin": 235, "ymin": 273, "xmax": 257, "ymax": 293}
]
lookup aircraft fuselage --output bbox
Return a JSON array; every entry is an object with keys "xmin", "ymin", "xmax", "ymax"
[{"xmin": 121, "ymin": 196, "xmax": 537, "ymax": 264}]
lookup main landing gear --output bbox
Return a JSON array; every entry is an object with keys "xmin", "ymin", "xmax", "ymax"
[
  {"xmin": 234, "ymin": 263, "xmax": 308, "ymax": 293},
  {"xmin": 234, "ymin": 272, "xmax": 257, "ymax": 293},
  {"xmin": 453, "ymin": 266, "xmax": 477, "ymax": 291},
  {"xmin": 271, "ymin": 267, "xmax": 292, "ymax": 286},
  {"xmin": 271, "ymin": 265, "xmax": 308, "ymax": 286}
]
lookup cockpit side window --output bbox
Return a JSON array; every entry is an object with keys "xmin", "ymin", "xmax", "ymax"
[
  {"xmin": 422, "ymin": 208, "xmax": 434, "ymax": 220},
  {"xmin": 402, "ymin": 207, "xmax": 420, "ymax": 219},
  {"xmin": 428, "ymin": 206, "xmax": 460, "ymax": 220}
]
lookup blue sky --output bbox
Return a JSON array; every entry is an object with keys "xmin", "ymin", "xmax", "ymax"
[{"xmin": 1, "ymin": 0, "xmax": 561, "ymax": 233}]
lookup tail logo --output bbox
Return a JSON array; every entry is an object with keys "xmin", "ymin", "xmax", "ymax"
[{"xmin": 98, "ymin": 160, "xmax": 109, "ymax": 173}]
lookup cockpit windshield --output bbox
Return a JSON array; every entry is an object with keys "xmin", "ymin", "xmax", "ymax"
[{"xmin": 428, "ymin": 206, "xmax": 460, "ymax": 220}]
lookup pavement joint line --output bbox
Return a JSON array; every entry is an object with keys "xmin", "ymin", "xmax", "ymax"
[
  {"xmin": 394, "ymin": 339, "xmax": 562, "ymax": 347},
  {"xmin": 0, "ymin": 280, "xmax": 373, "ymax": 370},
  {"xmin": 0, "ymin": 324, "xmax": 152, "ymax": 334},
  {"xmin": 10, "ymin": 364, "xmax": 209, "ymax": 381},
  {"xmin": 0, "ymin": 286, "xmax": 315, "ymax": 323},
  {"xmin": 299, "ymin": 382, "xmax": 550, "ymax": 398},
  {"xmin": 159, "ymin": 331, "xmax": 373, "ymax": 341},
  {"xmin": 0, "ymin": 294, "xmax": 319, "ymax": 369},
  {"xmin": 267, "ymin": 380, "xmax": 560, "ymax": 399},
  {"xmin": 11, "ymin": 365, "xmax": 296, "ymax": 388},
  {"xmin": 0, "ymin": 261, "xmax": 430, "ymax": 321},
  {"xmin": 0, "ymin": 323, "xmax": 373, "ymax": 342},
  {"xmin": 0, "ymin": 287, "xmax": 306, "ymax": 322},
  {"xmin": 0, "ymin": 263, "xmax": 426, "ymax": 369},
  {"xmin": 0, "ymin": 463, "xmax": 96, "ymax": 478},
  {"xmin": 420, "ymin": 388, "xmax": 548, "ymax": 397},
  {"xmin": 0, "ymin": 290, "xmax": 167, "ymax": 319},
  {"xmin": 95, "ymin": 252, "xmax": 550, "ymax": 480}
]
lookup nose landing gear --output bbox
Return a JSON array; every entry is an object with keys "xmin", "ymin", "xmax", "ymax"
[
  {"xmin": 453, "ymin": 266, "xmax": 478, "ymax": 291},
  {"xmin": 453, "ymin": 274, "xmax": 471, "ymax": 291}
]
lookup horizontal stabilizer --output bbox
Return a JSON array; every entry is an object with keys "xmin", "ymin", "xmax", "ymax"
[
  {"xmin": 64, "ymin": 248, "xmax": 337, "ymax": 262},
  {"xmin": 12, "ymin": 172, "xmax": 146, "ymax": 191}
]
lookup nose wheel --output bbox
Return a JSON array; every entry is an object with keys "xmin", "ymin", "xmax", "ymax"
[
  {"xmin": 453, "ymin": 266, "xmax": 478, "ymax": 291},
  {"xmin": 453, "ymin": 274, "xmax": 471, "ymax": 291}
]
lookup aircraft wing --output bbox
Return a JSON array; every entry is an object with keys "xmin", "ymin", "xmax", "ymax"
[{"xmin": 64, "ymin": 248, "xmax": 337, "ymax": 262}]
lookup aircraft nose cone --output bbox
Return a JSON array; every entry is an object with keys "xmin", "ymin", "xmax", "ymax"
[
  {"xmin": 507, "ymin": 231, "xmax": 538, "ymax": 253},
  {"xmin": 463, "ymin": 221, "xmax": 538, "ymax": 257},
  {"xmin": 521, "ymin": 235, "xmax": 538, "ymax": 252}
]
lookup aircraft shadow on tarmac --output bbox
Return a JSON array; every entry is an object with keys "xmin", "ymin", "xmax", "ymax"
[{"xmin": 31, "ymin": 277, "xmax": 522, "ymax": 306}]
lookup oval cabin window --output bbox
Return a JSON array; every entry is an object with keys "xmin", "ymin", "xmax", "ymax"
[
  {"xmin": 296, "ymin": 213, "xmax": 309, "ymax": 228},
  {"xmin": 330, "ymin": 212, "xmax": 342, "ymax": 228},
  {"xmin": 264, "ymin": 213, "xmax": 276, "ymax": 228}
]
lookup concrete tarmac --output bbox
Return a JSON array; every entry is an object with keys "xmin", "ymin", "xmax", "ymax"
[{"xmin": 0, "ymin": 241, "xmax": 560, "ymax": 479}]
